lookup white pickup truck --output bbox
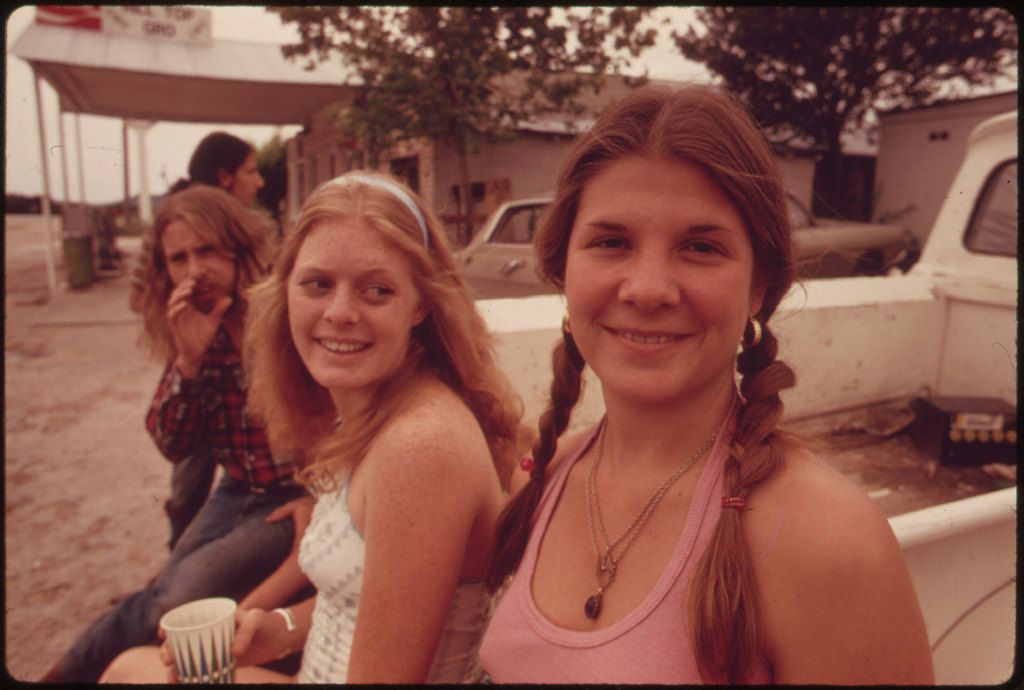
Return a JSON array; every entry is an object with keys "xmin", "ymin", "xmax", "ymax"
[
  {"xmin": 775, "ymin": 109, "xmax": 1017, "ymax": 419},
  {"xmin": 911, "ymin": 109, "xmax": 1016, "ymax": 290},
  {"xmin": 799, "ymin": 109, "xmax": 1016, "ymax": 685}
]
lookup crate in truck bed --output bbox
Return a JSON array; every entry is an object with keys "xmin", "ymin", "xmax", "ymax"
[{"xmin": 910, "ymin": 396, "xmax": 1017, "ymax": 466}]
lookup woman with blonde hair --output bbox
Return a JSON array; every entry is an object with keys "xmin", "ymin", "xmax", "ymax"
[
  {"xmin": 101, "ymin": 172, "xmax": 528, "ymax": 683},
  {"xmin": 227, "ymin": 171, "xmax": 530, "ymax": 683},
  {"xmin": 234, "ymin": 170, "xmax": 527, "ymax": 683},
  {"xmin": 480, "ymin": 85, "xmax": 934, "ymax": 684}
]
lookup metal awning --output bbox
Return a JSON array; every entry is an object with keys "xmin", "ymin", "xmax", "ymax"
[
  {"xmin": 10, "ymin": 17, "xmax": 359, "ymax": 299},
  {"xmin": 11, "ymin": 21, "xmax": 359, "ymax": 124}
]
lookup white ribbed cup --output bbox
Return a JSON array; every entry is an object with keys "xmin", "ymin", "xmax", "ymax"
[{"xmin": 159, "ymin": 597, "xmax": 236, "ymax": 684}]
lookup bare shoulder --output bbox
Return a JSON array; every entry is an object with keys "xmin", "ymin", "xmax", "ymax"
[
  {"xmin": 747, "ymin": 443, "xmax": 901, "ymax": 576},
  {"xmin": 747, "ymin": 443, "xmax": 932, "ymax": 683},
  {"xmin": 363, "ymin": 381, "xmax": 494, "ymax": 494}
]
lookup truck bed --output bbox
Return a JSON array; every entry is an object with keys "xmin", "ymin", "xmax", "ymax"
[{"xmin": 782, "ymin": 398, "xmax": 1015, "ymax": 518}]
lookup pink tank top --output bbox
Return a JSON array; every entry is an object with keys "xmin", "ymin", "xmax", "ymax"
[{"xmin": 479, "ymin": 411, "xmax": 773, "ymax": 684}]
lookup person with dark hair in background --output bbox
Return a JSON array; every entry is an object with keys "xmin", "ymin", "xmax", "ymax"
[
  {"xmin": 128, "ymin": 131, "xmax": 266, "ymax": 550},
  {"xmin": 185, "ymin": 130, "xmax": 265, "ymax": 208}
]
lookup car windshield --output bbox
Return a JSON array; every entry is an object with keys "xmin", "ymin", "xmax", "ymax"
[{"xmin": 491, "ymin": 204, "xmax": 548, "ymax": 244}]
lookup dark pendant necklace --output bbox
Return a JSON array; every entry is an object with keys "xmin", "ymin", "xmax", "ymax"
[
  {"xmin": 584, "ymin": 551, "xmax": 616, "ymax": 619},
  {"xmin": 584, "ymin": 417, "xmax": 718, "ymax": 620}
]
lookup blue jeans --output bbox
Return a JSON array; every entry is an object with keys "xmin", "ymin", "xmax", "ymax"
[
  {"xmin": 60, "ymin": 474, "xmax": 306, "ymax": 682},
  {"xmin": 165, "ymin": 450, "xmax": 217, "ymax": 549}
]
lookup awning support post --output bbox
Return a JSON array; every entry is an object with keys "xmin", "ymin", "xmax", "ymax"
[
  {"xmin": 57, "ymin": 102, "xmax": 71, "ymax": 210},
  {"xmin": 31, "ymin": 68, "xmax": 58, "ymax": 300},
  {"xmin": 127, "ymin": 120, "xmax": 155, "ymax": 225},
  {"xmin": 74, "ymin": 112, "xmax": 87, "ymax": 203},
  {"xmin": 122, "ymin": 120, "xmax": 131, "ymax": 225}
]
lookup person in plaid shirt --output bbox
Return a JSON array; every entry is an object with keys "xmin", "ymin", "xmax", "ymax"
[
  {"xmin": 45, "ymin": 186, "xmax": 309, "ymax": 684},
  {"xmin": 129, "ymin": 131, "xmax": 268, "ymax": 551}
]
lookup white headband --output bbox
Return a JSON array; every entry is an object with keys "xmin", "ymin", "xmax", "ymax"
[{"xmin": 325, "ymin": 173, "xmax": 430, "ymax": 248}]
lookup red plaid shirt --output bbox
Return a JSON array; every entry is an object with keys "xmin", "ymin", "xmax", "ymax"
[{"xmin": 146, "ymin": 327, "xmax": 298, "ymax": 490}]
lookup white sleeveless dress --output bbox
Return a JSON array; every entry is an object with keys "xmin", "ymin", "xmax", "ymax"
[{"xmin": 296, "ymin": 481, "xmax": 493, "ymax": 684}]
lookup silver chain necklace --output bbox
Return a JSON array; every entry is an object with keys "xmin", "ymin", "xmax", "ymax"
[{"xmin": 584, "ymin": 417, "xmax": 719, "ymax": 620}]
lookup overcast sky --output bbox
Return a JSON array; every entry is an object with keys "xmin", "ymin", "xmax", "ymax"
[{"xmin": 4, "ymin": 6, "xmax": 708, "ymax": 205}]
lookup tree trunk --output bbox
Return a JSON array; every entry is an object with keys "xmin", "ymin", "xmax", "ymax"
[
  {"xmin": 812, "ymin": 129, "xmax": 847, "ymax": 220},
  {"xmin": 456, "ymin": 144, "xmax": 474, "ymax": 247}
]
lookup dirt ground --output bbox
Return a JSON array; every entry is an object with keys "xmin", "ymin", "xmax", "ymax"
[
  {"xmin": 4, "ymin": 215, "xmax": 171, "ymax": 682},
  {"xmin": 2, "ymin": 213, "xmax": 1015, "ymax": 682}
]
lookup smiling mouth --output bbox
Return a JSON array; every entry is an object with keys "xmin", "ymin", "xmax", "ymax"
[
  {"xmin": 608, "ymin": 327, "xmax": 685, "ymax": 345},
  {"xmin": 317, "ymin": 339, "xmax": 371, "ymax": 354}
]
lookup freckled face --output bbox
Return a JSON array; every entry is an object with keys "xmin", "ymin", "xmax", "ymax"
[
  {"xmin": 563, "ymin": 155, "xmax": 764, "ymax": 408},
  {"xmin": 287, "ymin": 218, "xmax": 427, "ymax": 410}
]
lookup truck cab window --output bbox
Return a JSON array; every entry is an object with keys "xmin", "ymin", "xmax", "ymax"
[{"xmin": 964, "ymin": 160, "xmax": 1017, "ymax": 257}]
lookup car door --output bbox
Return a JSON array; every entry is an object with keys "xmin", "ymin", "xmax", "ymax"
[{"xmin": 459, "ymin": 202, "xmax": 554, "ymax": 299}]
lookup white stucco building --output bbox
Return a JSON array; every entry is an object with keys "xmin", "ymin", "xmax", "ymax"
[{"xmin": 873, "ymin": 90, "xmax": 1017, "ymax": 245}]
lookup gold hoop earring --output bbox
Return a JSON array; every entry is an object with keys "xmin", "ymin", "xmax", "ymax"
[
  {"xmin": 744, "ymin": 318, "xmax": 762, "ymax": 348},
  {"xmin": 562, "ymin": 314, "xmax": 572, "ymax": 335}
]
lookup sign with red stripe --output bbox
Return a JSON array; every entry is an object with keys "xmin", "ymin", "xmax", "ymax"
[
  {"xmin": 36, "ymin": 6, "xmax": 102, "ymax": 31},
  {"xmin": 35, "ymin": 6, "xmax": 212, "ymax": 44}
]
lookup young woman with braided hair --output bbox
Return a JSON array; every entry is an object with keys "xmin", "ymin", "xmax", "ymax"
[{"xmin": 480, "ymin": 85, "xmax": 933, "ymax": 684}]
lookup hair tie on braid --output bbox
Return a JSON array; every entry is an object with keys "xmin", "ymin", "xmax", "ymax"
[
  {"xmin": 722, "ymin": 496, "xmax": 747, "ymax": 511},
  {"xmin": 520, "ymin": 455, "xmax": 544, "ymax": 481}
]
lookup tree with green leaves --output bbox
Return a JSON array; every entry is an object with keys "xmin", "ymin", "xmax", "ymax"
[
  {"xmin": 255, "ymin": 131, "xmax": 288, "ymax": 223},
  {"xmin": 269, "ymin": 7, "xmax": 656, "ymax": 244},
  {"xmin": 675, "ymin": 7, "xmax": 1018, "ymax": 218}
]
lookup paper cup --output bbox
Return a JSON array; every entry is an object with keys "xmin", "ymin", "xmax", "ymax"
[{"xmin": 159, "ymin": 597, "xmax": 237, "ymax": 684}]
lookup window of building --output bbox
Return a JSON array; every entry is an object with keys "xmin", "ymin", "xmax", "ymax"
[
  {"xmin": 389, "ymin": 156, "xmax": 420, "ymax": 193},
  {"xmin": 964, "ymin": 159, "xmax": 1017, "ymax": 257},
  {"xmin": 450, "ymin": 182, "xmax": 486, "ymax": 206},
  {"xmin": 448, "ymin": 178, "xmax": 512, "ymax": 232}
]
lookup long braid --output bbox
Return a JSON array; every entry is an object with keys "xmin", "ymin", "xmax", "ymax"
[
  {"xmin": 486, "ymin": 331, "xmax": 586, "ymax": 591},
  {"xmin": 690, "ymin": 324, "xmax": 795, "ymax": 682}
]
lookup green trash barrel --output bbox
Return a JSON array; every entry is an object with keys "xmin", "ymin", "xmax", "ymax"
[{"xmin": 61, "ymin": 204, "xmax": 96, "ymax": 288}]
